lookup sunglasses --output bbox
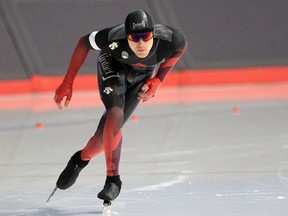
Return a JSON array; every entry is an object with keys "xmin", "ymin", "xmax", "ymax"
[{"xmin": 127, "ymin": 32, "xmax": 153, "ymax": 42}]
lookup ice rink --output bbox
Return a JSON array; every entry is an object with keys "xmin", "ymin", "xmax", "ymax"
[{"xmin": 1, "ymin": 83, "xmax": 288, "ymax": 216}]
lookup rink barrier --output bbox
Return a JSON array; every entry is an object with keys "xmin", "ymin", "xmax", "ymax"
[{"xmin": 1, "ymin": 66, "xmax": 288, "ymax": 94}]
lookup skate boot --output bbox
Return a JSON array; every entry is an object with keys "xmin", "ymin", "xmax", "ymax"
[
  {"xmin": 56, "ymin": 151, "xmax": 89, "ymax": 190},
  {"xmin": 98, "ymin": 175, "xmax": 122, "ymax": 201}
]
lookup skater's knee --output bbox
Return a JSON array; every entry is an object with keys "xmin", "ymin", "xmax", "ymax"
[
  {"xmin": 81, "ymin": 135, "xmax": 104, "ymax": 160},
  {"xmin": 107, "ymin": 107, "xmax": 124, "ymax": 117},
  {"xmin": 106, "ymin": 107, "xmax": 124, "ymax": 133}
]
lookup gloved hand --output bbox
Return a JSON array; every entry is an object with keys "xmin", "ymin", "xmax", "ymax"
[
  {"xmin": 53, "ymin": 36, "xmax": 89, "ymax": 110},
  {"xmin": 54, "ymin": 78, "xmax": 73, "ymax": 109},
  {"xmin": 138, "ymin": 77, "xmax": 162, "ymax": 102}
]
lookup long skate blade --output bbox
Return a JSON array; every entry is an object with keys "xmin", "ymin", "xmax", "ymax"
[{"xmin": 46, "ymin": 186, "xmax": 58, "ymax": 202}]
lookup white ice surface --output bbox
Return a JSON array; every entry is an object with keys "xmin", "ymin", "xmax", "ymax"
[{"xmin": 1, "ymin": 92, "xmax": 288, "ymax": 215}]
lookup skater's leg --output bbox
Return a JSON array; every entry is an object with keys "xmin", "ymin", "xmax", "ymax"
[
  {"xmin": 97, "ymin": 52, "xmax": 126, "ymax": 178},
  {"xmin": 81, "ymin": 114, "xmax": 106, "ymax": 160},
  {"xmin": 96, "ymin": 52, "xmax": 127, "ymax": 200},
  {"xmin": 97, "ymin": 98, "xmax": 143, "ymax": 201},
  {"xmin": 101, "ymin": 80, "xmax": 151, "ymax": 176},
  {"xmin": 56, "ymin": 114, "xmax": 106, "ymax": 190},
  {"xmin": 97, "ymin": 85, "xmax": 145, "ymax": 201},
  {"xmin": 103, "ymin": 107, "xmax": 124, "ymax": 177},
  {"xmin": 97, "ymin": 107, "xmax": 124, "ymax": 201}
]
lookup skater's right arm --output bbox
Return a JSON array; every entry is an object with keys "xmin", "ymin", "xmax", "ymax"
[{"xmin": 54, "ymin": 36, "xmax": 90, "ymax": 109}]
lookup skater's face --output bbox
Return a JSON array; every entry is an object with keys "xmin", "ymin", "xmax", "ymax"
[{"xmin": 127, "ymin": 32, "xmax": 154, "ymax": 58}]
